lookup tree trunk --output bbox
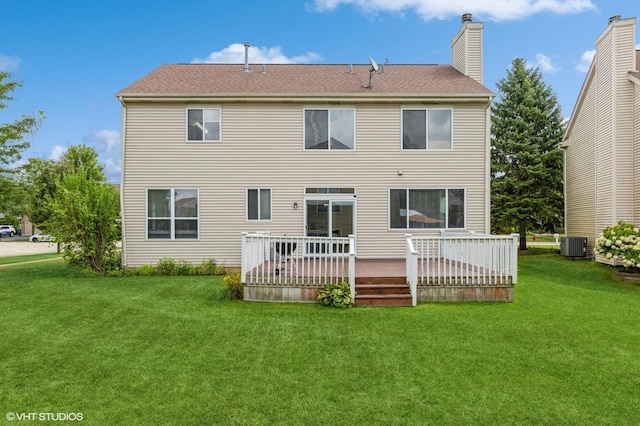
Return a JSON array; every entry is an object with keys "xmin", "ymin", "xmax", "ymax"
[{"xmin": 519, "ymin": 223, "xmax": 527, "ymax": 251}]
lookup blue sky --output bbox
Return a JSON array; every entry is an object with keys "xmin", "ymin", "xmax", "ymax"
[{"xmin": 1, "ymin": 0, "xmax": 638, "ymax": 183}]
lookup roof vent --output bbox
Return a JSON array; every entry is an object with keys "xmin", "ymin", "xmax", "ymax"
[
  {"xmin": 461, "ymin": 13, "xmax": 472, "ymax": 24},
  {"xmin": 609, "ymin": 15, "xmax": 622, "ymax": 24},
  {"xmin": 243, "ymin": 42, "xmax": 250, "ymax": 73},
  {"xmin": 262, "ymin": 64, "xmax": 266, "ymax": 74},
  {"xmin": 348, "ymin": 64, "xmax": 353, "ymax": 74}
]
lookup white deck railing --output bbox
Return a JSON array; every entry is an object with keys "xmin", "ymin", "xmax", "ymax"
[
  {"xmin": 241, "ymin": 233, "xmax": 356, "ymax": 294},
  {"xmin": 406, "ymin": 233, "xmax": 518, "ymax": 286}
]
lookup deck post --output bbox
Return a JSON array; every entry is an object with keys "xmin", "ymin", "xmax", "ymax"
[
  {"xmin": 241, "ymin": 232, "xmax": 248, "ymax": 284},
  {"xmin": 405, "ymin": 234, "xmax": 418, "ymax": 307},
  {"xmin": 510, "ymin": 233, "xmax": 519, "ymax": 284},
  {"xmin": 348, "ymin": 234, "xmax": 356, "ymax": 305}
]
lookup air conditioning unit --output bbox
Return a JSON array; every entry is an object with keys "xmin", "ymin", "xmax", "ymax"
[{"xmin": 560, "ymin": 236, "xmax": 587, "ymax": 257}]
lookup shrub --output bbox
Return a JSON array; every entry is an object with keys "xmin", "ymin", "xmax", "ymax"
[
  {"xmin": 196, "ymin": 258, "xmax": 217, "ymax": 275},
  {"xmin": 223, "ymin": 272, "xmax": 243, "ymax": 300},
  {"xmin": 317, "ymin": 282, "xmax": 353, "ymax": 308},
  {"xmin": 135, "ymin": 264, "xmax": 156, "ymax": 276},
  {"xmin": 175, "ymin": 259, "xmax": 195, "ymax": 276},
  {"xmin": 213, "ymin": 264, "xmax": 227, "ymax": 276},
  {"xmin": 156, "ymin": 257, "xmax": 177, "ymax": 275},
  {"xmin": 194, "ymin": 258, "xmax": 226, "ymax": 276},
  {"xmin": 594, "ymin": 221, "xmax": 640, "ymax": 270}
]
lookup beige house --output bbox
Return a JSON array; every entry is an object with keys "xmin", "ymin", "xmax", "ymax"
[
  {"xmin": 563, "ymin": 15, "xmax": 640, "ymax": 257},
  {"xmin": 116, "ymin": 15, "xmax": 495, "ymax": 272}
]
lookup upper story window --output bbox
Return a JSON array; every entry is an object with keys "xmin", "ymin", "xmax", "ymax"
[
  {"xmin": 147, "ymin": 188, "xmax": 199, "ymax": 239},
  {"xmin": 304, "ymin": 108, "xmax": 355, "ymax": 150},
  {"xmin": 187, "ymin": 107, "xmax": 221, "ymax": 142},
  {"xmin": 389, "ymin": 188, "xmax": 465, "ymax": 230},
  {"xmin": 402, "ymin": 108, "xmax": 452, "ymax": 150}
]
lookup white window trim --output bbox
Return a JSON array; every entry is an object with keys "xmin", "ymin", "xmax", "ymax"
[
  {"xmin": 400, "ymin": 107, "xmax": 453, "ymax": 151},
  {"xmin": 387, "ymin": 187, "xmax": 466, "ymax": 231},
  {"xmin": 246, "ymin": 188, "xmax": 273, "ymax": 222},
  {"xmin": 186, "ymin": 106, "xmax": 222, "ymax": 142},
  {"xmin": 146, "ymin": 188, "xmax": 200, "ymax": 240},
  {"xmin": 303, "ymin": 107, "xmax": 356, "ymax": 151}
]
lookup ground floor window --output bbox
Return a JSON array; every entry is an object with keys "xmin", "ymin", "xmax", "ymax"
[
  {"xmin": 389, "ymin": 188, "xmax": 465, "ymax": 229},
  {"xmin": 147, "ymin": 188, "xmax": 199, "ymax": 239},
  {"xmin": 247, "ymin": 188, "xmax": 272, "ymax": 221}
]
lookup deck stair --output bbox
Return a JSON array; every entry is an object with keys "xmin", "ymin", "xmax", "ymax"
[{"xmin": 354, "ymin": 276, "xmax": 413, "ymax": 307}]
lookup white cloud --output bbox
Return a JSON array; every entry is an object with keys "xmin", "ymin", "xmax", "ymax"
[
  {"xmin": 103, "ymin": 158, "xmax": 121, "ymax": 182},
  {"xmin": 534, "ymin": 53, "xmax": 560, "ymax": 73},
  {"xmin": 0, "ymin": 54, "xmax": 20, "ymax": 72},
  {"xmin": 192, "ymin": 43, "xmax": 322, "ymax": 64},
  {"xmin": 576, "ymin": 49, "xmax": 595, "ymax": 73},
  {"xmin": 310, "ymin": 0, "xmax": 596, "ymax": 21},
  {"xmin": 49, "ymin": 145, "xmax": 67, "ymax": 161},
  {"xmin": 92, "ymin": 129, "xmax": 120, "ymax": 153},
  {"xmin": 88, "ymin": 129, "xmax": 121, "ymax": 183}
]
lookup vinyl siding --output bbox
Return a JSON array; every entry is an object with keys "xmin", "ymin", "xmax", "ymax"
[
  {"xmin": 565, "ymin": 17, "xmax": 638, "ymax": 253},
  {"xmin": 613, "ymin": 25, "xmax": 636, "ymax": 222},
  {"xmin": 451, "ymin": 31, "xmax": 466, "ymax": 76},
  {"xmin": 565, "ymin": 78, "xmax": 596, "ymax": 249},
  {"xmin": 635, "ymin": 84, "xmax": 640, "ymax": 225},
  {"xmin": 595, "ymin": 32, "xmax": 615, "ymax": 241},
  {"xmin": 451, "ymin": 23, "xmax": 483, "ymax": 84},
  {"xmin": 122, "ymin": 102, "xmax": 490, "ymax": 267}
]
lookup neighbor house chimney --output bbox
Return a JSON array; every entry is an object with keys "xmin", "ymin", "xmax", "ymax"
[
  {"xmin": 243, "ymin": 42, "xmax": 250, "ymax": 73},
  {"xmin": 451, "ymin": 13, "xmax": 484, "ymax": 84},
  {"xmin": 608, "ymin": 15, "xmax": 622, "ymax": 24}
]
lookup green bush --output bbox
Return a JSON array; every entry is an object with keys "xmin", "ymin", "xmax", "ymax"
[
  {"xmin": 135, "ymin": 264, "xmax": 156, "ymax": 276},
  {"xmin": 594, "ymin": 221, "xmax": 640, "ymax": 270},
  {"xmin": 223, "ymin": 272, "xmax": 243, "ymax": 300},
  {"xmin": 103, "ymin": 250, "xmax": 123, "ymax": 276},
  {"xmin": 175, "ymin": 259, "xmax": 195, "ymax": 276},
  {"xmin": 196, "ymin": 259, "xmax": 217, "ymax": 275},
  {"xmin": 194, "ymin": 259, "xmax": 226, "ymax": 276},
  {"xmin": 317, "ymin": 282, "xmax": 353, "ymax": 308},
  {"xmin": 156, "ymin": 258, "xmax": 177, "ymax": 275}
]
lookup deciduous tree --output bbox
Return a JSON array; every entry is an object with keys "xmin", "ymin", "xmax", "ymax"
[
  {"xmin": 48, "ymin": 162, "xmax": 120, "ymax": 273},
  {"xmin": 0, "ymin": 71, "xmax": 44, "ymax": 219}
]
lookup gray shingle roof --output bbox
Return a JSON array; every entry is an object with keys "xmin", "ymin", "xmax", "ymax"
[{"xmin": 116, "ymin": 63, "xmax": 494, "ymax": 98}]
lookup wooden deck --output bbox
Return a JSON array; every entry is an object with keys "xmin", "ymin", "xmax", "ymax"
[
  {"xmin": 244, "ymin": 257, "xmax": 514, "ymax": 303},
  {"xmin": 246, "ymin": 257, "xmax": 509, "ymax": 282}
]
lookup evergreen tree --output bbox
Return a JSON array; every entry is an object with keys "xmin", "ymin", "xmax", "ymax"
[{"xmin": 491, "ymin": 58, "xmax": 564, "ymax": 250}]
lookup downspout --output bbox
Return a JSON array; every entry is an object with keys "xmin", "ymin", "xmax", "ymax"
[
  {"xmin": 485, "ymin": 98, "xmax": 494, "ymax": 234},
  {"xmin": 117, "ymin": 95, "xmax": 127, "ymax": 267}
]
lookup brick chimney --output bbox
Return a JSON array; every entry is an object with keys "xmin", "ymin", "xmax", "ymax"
[{"xmin": 451, "ymin": 13, "xmax": 484, "ymax": 84}]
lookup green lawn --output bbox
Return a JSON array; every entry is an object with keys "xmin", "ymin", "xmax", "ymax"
[
  {"xmin": 1, "ymin": 254, "xmax": 638, "ymax": 425},
  {"xmin": 0, "ymin": 252, "xmax": 61, "ymax": 266}
]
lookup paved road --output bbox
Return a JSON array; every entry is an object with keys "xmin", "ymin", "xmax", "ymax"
[{"xmin": 0, "ymin": 239, "xmax": 59, "ymax": 257}]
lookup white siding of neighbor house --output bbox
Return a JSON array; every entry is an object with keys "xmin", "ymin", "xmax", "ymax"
[
  {"xmin": 565, "ymin": 17, "xmax": 638, "ymax": 253},
  {"xmin": 612, "ymin": 24, "xmax": 636, "ymax": 223},
  {"xmin": 121, "ymin": 102, "xmax": 490, "ymax": 267},
  {"xmin": 635, "ymin": 83, "xmax": 640, "ymax": 225},
  {"xmin": 565, "ymin": 74, "xmax": 597, "ymax": 251},
  {"xmin": 594, "ymin": 31, "xmax": 616, "ymax": 244}
]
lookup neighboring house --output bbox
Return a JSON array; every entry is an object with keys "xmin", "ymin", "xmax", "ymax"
[
  {"xmin": 116, "ymin": 15, "xmax": 496, "ymax": 272},
  {"xmin": 562, "ymin": 15, "xmax": 640, "ymax": 259},
  {"xmin": 19, "ymin": 215, "xmax": 41, "ymax": 237}
]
